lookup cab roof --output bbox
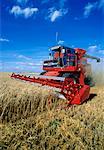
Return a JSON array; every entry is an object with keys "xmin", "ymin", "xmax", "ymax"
[{"xmin": 50, "ymin": 45, "xmax": 70, "ymax": 51}]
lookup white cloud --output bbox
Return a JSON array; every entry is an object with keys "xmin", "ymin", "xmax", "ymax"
[
  {"xmin": 88, "ymin": 45, "xmax": 104, "ymax": 57},
  {"xmin": 50, "ymin": 10, "xmax": 62, "ymax": 22},
  {"xmin": 10, "ymin": 6, "xmax": 39, "ymax": 18},
  {"xmin": 16, "ymin": 62, "xmax": 35, "ymax": 66},
  {"xmin": 84, "ymin": 0, "xmax": 104, "ymax": 18},
  {"xmin": 0, "ymin": 38, "xmax": 9, "ymax": 42},
  {"xmin": 88, "ymin": 45, "xmax": 98, "ymax": 52},
  {"xmin": 48, "ymin": 8, "xmax": 68, "ymax": 22},
  {"xmin": 17, "ymin": 54, "xmax": 32, "ymax": 60},
  {"xmin": 58, "ymin": 40, "xmax": 64, "ymax": 45},
  {"xmin": 16, "ymin": 61, "xmax": 42, "ymax": 67},
  {"xmin": 98, "ymin": 50, "xmax": 104, "ymax": 55},
  {"xmin": 84, "ymin": 2, "xmax": 97, "ymax": 18}
]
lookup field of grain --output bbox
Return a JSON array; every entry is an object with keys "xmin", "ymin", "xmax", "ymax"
[{"xmin": 0, "ymin": 72, "xmax": 104, "ymax": 150}]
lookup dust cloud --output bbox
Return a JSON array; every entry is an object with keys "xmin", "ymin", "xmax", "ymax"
[{"xmin": 91, "ymin": 59, "xmax": 104, "ymax": 85}]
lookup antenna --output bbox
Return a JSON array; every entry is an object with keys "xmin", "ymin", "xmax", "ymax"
[{"xmin": 56, "ymin": 32, "xmax": 58, "ymax": 44}]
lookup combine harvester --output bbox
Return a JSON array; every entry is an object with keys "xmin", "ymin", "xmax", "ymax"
[{"xmin": 11, "ymin": 45, "xmax": 100, "ymax": 105}]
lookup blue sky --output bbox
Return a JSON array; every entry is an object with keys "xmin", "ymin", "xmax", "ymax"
[{"xmin": 0, "ymin": 0, "xmax": 104, "ymax": 72}]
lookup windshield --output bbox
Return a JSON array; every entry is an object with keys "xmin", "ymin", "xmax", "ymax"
[{"xmin": 49, "ymin": 49, "xmax": 59, "ymax": 60}]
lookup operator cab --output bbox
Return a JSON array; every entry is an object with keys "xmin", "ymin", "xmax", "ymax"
[{"xmin": 43, "ymin": 45, "xmax": 77, "ymax": 68}]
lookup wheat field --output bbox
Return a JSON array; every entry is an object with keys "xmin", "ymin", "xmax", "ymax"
[{"xmin": 0, "ymin": 72, "xmax": 104, "ymax": 150}]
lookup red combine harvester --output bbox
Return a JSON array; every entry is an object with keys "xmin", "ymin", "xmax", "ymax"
[{"xmin": 11, "ymin": 45, "xmax": 100, "ymax": 105}]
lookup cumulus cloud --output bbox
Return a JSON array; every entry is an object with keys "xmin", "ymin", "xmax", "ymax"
[
  {"xmin": 48, "ymin": 8, "xmax": 68, "ymax": 22},
  {"xmin": 0, "ymin": 38, "xmax": 9, "ymax": 42},
  {"xmin": 84, "ymin": 2, "xmax": 97, "ymax": 18},
  {"xmin": 10, "ymin": 6, "xmax": 38, "ymax": 18}
]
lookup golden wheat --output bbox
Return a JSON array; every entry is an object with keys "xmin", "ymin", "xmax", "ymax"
[{"xmin": 0, "ymin": 73, "xmax": 104, "ymax": 150}]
